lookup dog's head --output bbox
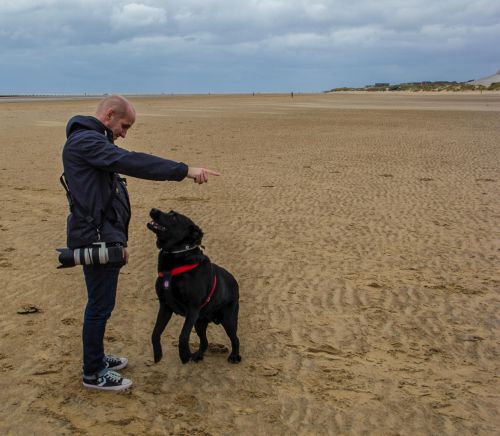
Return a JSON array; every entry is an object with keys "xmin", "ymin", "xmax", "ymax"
[{"xmin": 147, "ymin": 208, "xmax": 203, "ymax": 251}]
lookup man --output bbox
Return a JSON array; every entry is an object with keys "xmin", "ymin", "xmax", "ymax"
[{"xmin": 62, "ymin": 95, "xmax": 219, "ymax": 391}]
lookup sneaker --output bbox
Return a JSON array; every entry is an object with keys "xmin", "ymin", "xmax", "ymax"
[
  {"xmin": 83, "ymin": 369, "xmax": 132, "ymax": 391},
  {"xmin": 105, "ymin": 354, "xmax": 128, "ymax": 371}
]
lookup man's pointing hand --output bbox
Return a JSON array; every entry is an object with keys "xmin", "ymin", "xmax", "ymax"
[{"xmin": 187, "ymin": 167, "xmax": 221, "ymax": 184}]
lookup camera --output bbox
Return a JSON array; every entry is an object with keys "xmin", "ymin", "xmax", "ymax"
[{"xmin": 57, "ymin": 242, "xmax": 126, "ymax": 268}]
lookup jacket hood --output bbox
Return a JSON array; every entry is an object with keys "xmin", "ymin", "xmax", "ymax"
[{"xmin": 66, "ymin": 115, "xmax": 110, "ymax": 139}]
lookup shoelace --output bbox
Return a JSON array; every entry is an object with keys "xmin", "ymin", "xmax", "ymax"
[
  {"xmin": 103, "ymin": 370, "xmax": 122, "ymax": 383},
  {"xmin": 106, "ymin": 355, "xmax": 121, "ymax": 364}
]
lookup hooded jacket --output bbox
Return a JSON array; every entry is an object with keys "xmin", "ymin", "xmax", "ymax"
[{"xmin": 62, "ymin": 115, "xmax": 188, "ymax": 248}]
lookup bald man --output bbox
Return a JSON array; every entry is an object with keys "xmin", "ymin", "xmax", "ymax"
[{"xmin": 61, "ymin": 95, "xmax": 219, "ymax": 391}]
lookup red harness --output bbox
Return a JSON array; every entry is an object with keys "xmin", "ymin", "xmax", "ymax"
[{"xmin": 158, "ymin": 264, "xmax": 217, "ymax": 309}]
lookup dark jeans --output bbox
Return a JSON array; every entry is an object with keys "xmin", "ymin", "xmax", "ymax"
[{"xmin": 82, "ymin": 264, "xmax": 121, "ymax": 376}]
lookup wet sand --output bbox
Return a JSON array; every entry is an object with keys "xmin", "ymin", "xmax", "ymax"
[{"xmin": 0, "ymin": 93, "xmax": 499, "ymax": 435}]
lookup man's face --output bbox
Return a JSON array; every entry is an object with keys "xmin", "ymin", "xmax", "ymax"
[{"xmin": 105, "ymin": 108, "xmax": 135, "ymax": 141}]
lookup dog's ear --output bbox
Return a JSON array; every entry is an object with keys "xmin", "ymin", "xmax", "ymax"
[{"xmin": 189, "ymin": 224, "xmax": 203, "ymax": 245}]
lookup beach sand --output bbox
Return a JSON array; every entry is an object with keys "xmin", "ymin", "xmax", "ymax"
[{"xmin": 0, "ymin": 93, "xmax": 498, "ymax": 435}]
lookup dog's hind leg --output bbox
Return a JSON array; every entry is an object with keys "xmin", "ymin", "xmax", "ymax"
[
  {"xmin": 152, "ymin": 303, "xmax": 173, "ymax": 363},
  {"xmin": 222, "ymin": 302, "xmax": 241, "ymax": 363},
  {"xmin": 191, "ymin": 319, "xmax": 209, "ymax": 362}
]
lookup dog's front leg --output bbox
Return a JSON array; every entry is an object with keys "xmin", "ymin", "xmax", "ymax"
[
  {"xmin": 152, "ymin": 303, "xmax": 173, "ymax": 363},
  {"xmin": 191, "ymin": 319, "xmax": 209, "ymax": 362},
  {"xmin": 179, "ymin": 309, "xmax": 200, "ymax": 364}
]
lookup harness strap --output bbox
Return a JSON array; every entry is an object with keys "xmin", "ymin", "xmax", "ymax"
[
  {"xmin": 158, "ymin": 263, "xmax": 200, "ymax": 278},
  {"xmin": 200, "ymin": 275, "xmax": 217, "ymax": 309},
  {"xmin": 158, "ymin": 263, "xmax": 217, "ymax": 309}
]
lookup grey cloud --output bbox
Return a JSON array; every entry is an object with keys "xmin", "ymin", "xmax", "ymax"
[
  {"xmin": 111, "ymin": 3, "xmax": 167, "ymax": 28},
  {"xmin": 2, "ymin": 0, "xmax": 497, "ymax": 47},
  {"xmin": 0, "ymin": 0, "xmax": 499, "ymax": 93}
]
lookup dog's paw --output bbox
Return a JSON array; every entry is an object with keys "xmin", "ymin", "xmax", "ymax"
[
  {"xmin": 228, "ymin": 353, "xmax": 242, "ymax": 364},
  {"xmin": 191, "ymin": 352, "xmax": 204, "ymax": 362},
  {"xmin": 180, "ymin": 352, "xmax": 192, "ymax": 364},
  {"xmin": 153, "ymin": 346, "xmax": 163, "ymax": 363}
]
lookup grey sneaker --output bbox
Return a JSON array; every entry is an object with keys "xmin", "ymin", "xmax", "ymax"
[
  {"xmin": 105, "ymin": 354, "xmax": 128, "ymax": 371},
  {"xmin": 83, "ymin": 369, "xmax": 132, "ymax": 391}
]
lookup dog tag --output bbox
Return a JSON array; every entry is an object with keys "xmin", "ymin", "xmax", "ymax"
[
  {"xmin": 162, "ymin": 273, "xmax": 171, "ymax": 290},
  {"xmin": 158, "ymin": 271, "xmax": 171, "ymax": 290}
]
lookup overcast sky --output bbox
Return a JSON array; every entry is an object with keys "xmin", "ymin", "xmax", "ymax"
[{"xmin": 1, "ymin": 0, "xmax": 499, "ymax": 94}]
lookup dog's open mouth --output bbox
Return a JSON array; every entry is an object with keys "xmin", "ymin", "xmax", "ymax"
[{"xmin": 147, "ymin": 220, "xmax": 167, "ymax": 233}]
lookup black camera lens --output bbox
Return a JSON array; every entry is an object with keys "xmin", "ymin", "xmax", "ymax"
[{"xmin": 57, "ymin": 248, "xmax": 77, "ymax": 268}]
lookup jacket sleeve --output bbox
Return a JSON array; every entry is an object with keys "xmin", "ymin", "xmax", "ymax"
[{"xmin": 76, "ymin": 132, "xmax": 188, "ymax": 181}]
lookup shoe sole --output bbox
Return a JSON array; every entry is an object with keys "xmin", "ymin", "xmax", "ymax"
[{"xmin": 83, "ymin": 379, "xmax": 133, "ymax": 391}]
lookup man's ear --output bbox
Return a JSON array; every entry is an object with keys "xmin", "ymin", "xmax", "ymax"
[{"xmin": 106, "ymin": 108, "xmax": 115, "ymax": 121}]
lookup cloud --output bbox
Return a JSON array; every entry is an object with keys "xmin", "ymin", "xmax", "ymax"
[
  {"xmin": 111, "ymin": 3, "xmax": 167, "ymax": 28},
  {"xmin": 1, "ymin": 1, "xmax": 499, "ymax": 48},
  {"xmin": 0, "ymin": 0, "xmax": 499, "ymax": 92}
]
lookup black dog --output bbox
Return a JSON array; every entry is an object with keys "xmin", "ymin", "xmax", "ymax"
[{"xmin": 147, "ymin": 208, "xmax": 241, "ymax": 364}]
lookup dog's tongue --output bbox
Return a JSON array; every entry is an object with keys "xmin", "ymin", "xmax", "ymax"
[{"xmin": 149, "ymin": 221, "xmax": 164, "ymax": 231}]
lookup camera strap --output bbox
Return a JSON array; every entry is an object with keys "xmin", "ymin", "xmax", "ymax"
[
  {"xmin": 60, "ymin": 172, "xmax": 120, "ymax": 242},
  {"xmin": 92, "ymin": 174, "xmax": 119, "ymax": 241},
  {"xmin": 59, "ymin": 173, "xmax": 74, "ymax": 212}
]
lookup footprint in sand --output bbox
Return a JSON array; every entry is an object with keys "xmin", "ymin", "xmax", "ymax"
[
  {"xmin": 17, "ymin": 305, "xmax": 41, "ymax": 314},
  {"xmin": 0, "ymin": 259, "xmax": 12, "ymax": 268},
  {"xmin": 160, "ymin": 196, "xmax": 210, "ymax": 202},
  {"xmin": 208, "ymin": 343, "xmax": 229, "ymax": 353},
  {"xmin": 306, "ymin": 345, "xmax": 342, "ymax": 356},
  {"xmin": 61, "ymin": 317, "xmax": 78, "ymax": 326}
]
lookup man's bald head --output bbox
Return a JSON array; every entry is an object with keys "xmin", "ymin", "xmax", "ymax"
[
  {"xmin": 95, "ymin": 95, "xmax": 136, "ymax": 141},
  {"xmin": 96, "ymin": 95, "xmax": 135, "ymax": 118}
]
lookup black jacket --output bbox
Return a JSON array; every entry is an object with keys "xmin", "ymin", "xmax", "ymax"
[{"xmin": 62, "ymin": 116, "xmax": 188, "ymax": 248}]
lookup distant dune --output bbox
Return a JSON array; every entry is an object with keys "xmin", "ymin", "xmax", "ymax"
[{"xmin": 471, "ymin": 70, "xmax": 500, "ymax": 86}]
